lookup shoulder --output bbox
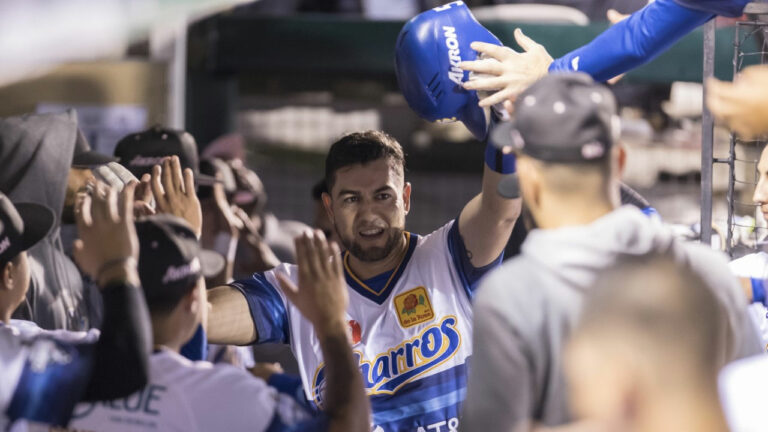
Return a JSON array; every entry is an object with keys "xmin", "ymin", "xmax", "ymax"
[
  {"xmin": 474, "ymin": 258, "xmax": 548, "ymax": 325},
  {"xmin": 413, "ymin": 219, "xmax": 455, "ymax": 253}
]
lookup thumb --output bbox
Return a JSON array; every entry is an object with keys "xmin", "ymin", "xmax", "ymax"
[
  {"xmin": 72, "ymin": 239, "xmax": 86, "ymax": 271},
  {"xmin": 514, "ymin": 28, "xmax": 542, "ymax": 53}
]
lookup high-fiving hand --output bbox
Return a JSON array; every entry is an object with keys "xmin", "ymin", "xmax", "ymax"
[
  {"xmin": 707, "ymin": 65, "xmax": 768, "ymax": 140},
  {"xmin": 276, "ymin": 230, "xmax": 347, "ymax": 339},
  {"xmin": 73, "ymin": 181, "xmax": 140, "ymax": 288},
  {"xmin": 459, "ymin": 29, "xmax": 553, "ymax": 108},
  {"xmin": 151, "ymin": 156, "xmax": 203, "ymax": 238}
]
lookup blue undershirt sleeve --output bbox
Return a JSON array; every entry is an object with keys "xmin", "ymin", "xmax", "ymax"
[
  {"xmin": 549, "ymin": 0, "xmax": 715, "ymax": 82},
  {"xmin": 446, "ymin": 219, "xmax": 504, "ymax": 300},
  {"xmin": 230, "ymin": 273, "xmax": 290, "ymax": 345}
]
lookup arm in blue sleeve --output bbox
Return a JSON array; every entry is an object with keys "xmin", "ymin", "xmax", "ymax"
[
  {"xmin": 549, "ymin": 0, "xmax": 715, "ymax": 82},
  {"xmin": 230, "ymin": 273, "xmax": 290, "ymax": 345},
  {"xmin": 447, "ymin": 219, "xmax": 504, "ymax": 300}
]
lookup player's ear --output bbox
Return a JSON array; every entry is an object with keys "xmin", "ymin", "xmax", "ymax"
[
  {"xmin": 614, "ymin": 145, "xmax": 627, "ymax": 178},
  {"xmin": 403, "ymin": 182, "xmax": 412, "ymax": 215},
  {"xmin": 321, "ymin": 192, "xmax": 334, "ymax": 221},
  {"xmin": 1, "ymin": 260, "xmax": 14, "ymax": 291}
]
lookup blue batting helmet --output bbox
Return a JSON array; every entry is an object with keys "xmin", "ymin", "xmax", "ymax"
[{"xmin": 395, "ymin": 1, "xmax": 502, "ymax": 141}]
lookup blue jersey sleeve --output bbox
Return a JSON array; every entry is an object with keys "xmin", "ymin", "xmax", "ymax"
[
  {"xmin": 549, "ymin": 0, "xmax": 714, "ymax": 82},
  {"xmin": 6, "ymin": 337, "xmax": 95, "ymax": 426},
  {"xmin": 446, "ymin": 219, "xmax": 504, "ymax": 300},
  {"xmin": 230, "ymin": 273, "xmax": 290, "ymax": 345},
  {"xmin": 674, "ymin": 0, "xmax": 748, "ymax": 18}
]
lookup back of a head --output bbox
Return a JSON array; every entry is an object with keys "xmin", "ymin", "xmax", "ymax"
[
  {"xmin": 324, "ymin": 130, "xmax": 405, "ymax": 190},
  {"xmin": 578, "ymin": 255, "xmax": 725, "ymax": 382}
]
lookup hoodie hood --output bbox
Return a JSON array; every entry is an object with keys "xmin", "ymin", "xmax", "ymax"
[
  {"xmin": 0, "ymin": 111, "xmax": 76, "ymax": 224},
  {"xmin": 521, "ymin": 206, "xmax": 675, "ymax": 290}
]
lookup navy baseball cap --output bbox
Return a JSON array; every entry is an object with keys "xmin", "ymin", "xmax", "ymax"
[
  {"xmin": 114, "ymin": 126, "xmax": 216, "ymax": 185},
  {"xmin": 0, "ymin": 193, "xmax": 54, "ymax": 265},
  {"xmin": 490, "ymin": 73, "xmax": 619, "ymax": 162},
  {"xmin": 395, "ymin": 1, "xmax": 502, "ymax": 141},
  {"xmin": 72, "ymin": 128, "xmax": 119, "ymax": 168},
  {"xmin": 136, "ymin": 215, "xmax": 224, "ymax": 309}
]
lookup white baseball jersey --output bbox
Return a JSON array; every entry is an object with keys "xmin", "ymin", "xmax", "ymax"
[
  {"xmin": 719, "ymin": 354, "xmax": 768, "ymax": 432},
  {"xmin": 0, "ymin": 320, "xmax": 99, "ymax": 431},
  {"xmin": 69, "ymin": 348, "xmax": 323, "ymax": 432},
  {"xmin": 232, "ymin": 220, "xmax": 502, "ymax": 431},
  {"xmin": 729, "ymin": 252, "xmax": 768, "ymax": 352}
]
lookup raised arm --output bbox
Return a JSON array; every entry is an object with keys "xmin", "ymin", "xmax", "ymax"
[
  {"xmin": 277, "ymin": 231, "xmax": 370, "ymax": 432},
  {"xmin": 458, "ymin": 145, "xmax": 522, "ymax": 267},
  {"xmin": 72, "ymin": 181, "xmax": 151, "ymax": 401}
]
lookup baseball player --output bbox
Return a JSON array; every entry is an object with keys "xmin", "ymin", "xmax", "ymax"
[
  {"xmin": 461, "ymin": 73, "xmax": 761, "ymax": 431},
  {"xmin": 69, "ymin": 214, "xmax": 370, "ymax": 432},
  {"xmin": 206, "ymin": 129, "xmax": 520, "ymax": 430},
  {"xmin": 459, "ymin": 0, "xmax": 750, "ymax": 107},
  {"xmin": 0, "ymin": 184, "xmax": 152, "ymax": 430}
]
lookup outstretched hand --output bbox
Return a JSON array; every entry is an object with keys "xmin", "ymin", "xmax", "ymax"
[
  {"xmin": 707, "ymin": 65, "xmax": 768, "ymax": 140},
  {"xmin": 151, "ymin": 156, "xmax": 203, "ymax": 238},
  {"xmin": 73, "ymin": 181, "xmax": 140, "ymax": 287},
  {"xmin": 459, "ymin": 29, "xmax": 553, "ymax": 108},
  {"xmin": 276, "ymin": 230, "xmax": 347, "ymax": 338}
]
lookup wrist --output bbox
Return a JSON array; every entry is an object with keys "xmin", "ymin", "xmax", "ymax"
[
  {"xmin": 484, "ymin": 141, "xmax": 516, "ymax": 174},
  {"xmin": 314, "ymin": 317, "xmax": 348, "ymax": 340},
  {"xmin": 97, "ymin": 261, "xmax": 140, "ymax": 288}
]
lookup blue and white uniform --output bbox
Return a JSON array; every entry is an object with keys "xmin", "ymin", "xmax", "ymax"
[
  {"xmin": 232, "ymin": 220, "xmax": 502, "ymax": 431},
  {"xmin": 0, "ymin": 320, "xmax": 98, "ymax": 431},
  {"xmin": 549, "ymin": 0, "xmax": 749, "ymax": 82},
  {"xmin": 69, "ymin": 349, "xmax": 322, "ymax": 432}
]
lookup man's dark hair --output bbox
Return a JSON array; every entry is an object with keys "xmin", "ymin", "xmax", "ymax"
[
  {"xmin": 324, "ymin": 131, "xmax": 405, "ymax": 191},
  {"xmin": 311, "ymin": 179, "xmax": 328, "ymax": 201}
]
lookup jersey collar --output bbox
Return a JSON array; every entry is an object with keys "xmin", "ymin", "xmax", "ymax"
[{"xmin": 343, "ymin": 232, "xmax": 419, "ymax": 305}]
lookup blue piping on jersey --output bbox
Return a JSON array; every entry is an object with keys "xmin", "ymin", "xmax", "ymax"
[
  {"xmin": 372, "ymin": 388, "xmax": 466, "ymax": 425},
  {"xmin": 230, "ymin": 273, "xmax": 290, "ymax": 344},
  {"xmin": 446, "ymin": 219, "xmax": 504, "ymax": 300},
  {"xmin": 343, "ymin": 232, "xmax": 419, "ymax": 305}
]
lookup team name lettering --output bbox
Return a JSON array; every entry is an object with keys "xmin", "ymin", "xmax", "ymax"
[
  {"xmin": 442, "ymin": 26, "xmax": 465, "ymax": 86},
  {"xmin": 0, "ymin": 236, "xmax": 10, "ymax": 255},
  {"xmin": 72, "ymin": 384, "xmax": 167, "ymax": 419},
  {"xmin": 162, "ymin": 258, "xmax": 200, "ymax": 284},
  {"xmin": 312, "ymin": 316, "xmax": 461, "ymax": 405},
  {"xmin": 129, "ymin": 155, "xmax": 167, "ymax": 167}
]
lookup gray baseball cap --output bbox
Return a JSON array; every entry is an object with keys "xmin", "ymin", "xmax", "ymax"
[{"xmin": 490, "ymin": 73, "xmax": 619, "ymax": 163}]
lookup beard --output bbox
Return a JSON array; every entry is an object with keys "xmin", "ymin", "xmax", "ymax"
[{"xmin": 338, "ymin": 226, "xmax": 404, "ymax": 262}]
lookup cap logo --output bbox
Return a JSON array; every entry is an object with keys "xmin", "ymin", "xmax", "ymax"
[
  {"xmin": 442, "ymin": 26, "xmax": 465, "ymax": 86},
  {"xmin": 581, "ymin": 142, "xmax": 605, "ymax": 159},
  {"xmin": 130, "ymin": 155, "xmax": 167, "ymax": 167},
  {"xmin": 0, "ymin": 236, "xmax": 10, "ymax": 255},
  {"xmin": 162, "ymin": 257, "xmax": 201, "ymax": 284}
]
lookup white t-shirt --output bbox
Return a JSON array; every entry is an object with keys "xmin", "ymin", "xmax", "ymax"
[
  {"xmin": 729, "ymin": 252, "xmax": 768, "ymax": 351},
  {"xmin": 0, "ymin": 320, "xmax": 98, "ymax": 431},
  {"xmin": 69, "ymin": 349, "xmax": 321, "ymax": 432},
  {"xmin": 719, "ymin": 354, "xmax": 768, "ymax": 432},
  {"xmin": 232, "ymin": 220, "xmax": 502, "ymax": 431}
]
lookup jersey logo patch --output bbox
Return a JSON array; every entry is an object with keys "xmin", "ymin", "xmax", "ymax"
[{"xmin": 394, "ymin": 287, "xmax": 434, "ymax": 328}]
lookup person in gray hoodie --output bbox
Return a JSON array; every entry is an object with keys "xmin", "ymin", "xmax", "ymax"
[
  {"xmin": 0, "ymin": 111, "xmax": 114, "ymax": 330},
  {"xmin": 460, "ymin": 73, "xmax": 762, "ymax": 432}
]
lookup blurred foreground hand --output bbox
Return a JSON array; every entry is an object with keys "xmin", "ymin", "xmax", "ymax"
[{"xmin": 707, "ymin": 65, "xmax": 768, "ymax": 140}]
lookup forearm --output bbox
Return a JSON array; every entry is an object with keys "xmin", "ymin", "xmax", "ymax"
[
  {"xmin": 318, "ymin": 324, "xmax": 370, "ymax": 432},
  {"xmin": 81, "ymin": 272, "xmax": 151, "ymax": 401},
  {"xmin": 459, "ymin": 166, "xmax": 521, "ymax": 267},
  {"xmin": 207, "ymin": 285, "xmax": 258, "ymax": 345},
  {"xmin": 549, "ymin": 0, "xmax": 714, "ymax": 82}
]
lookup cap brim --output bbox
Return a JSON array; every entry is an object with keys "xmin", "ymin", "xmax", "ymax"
[
  {"xmin": 199, "ymin": 249, "xmax": 226, "ymax": 279},
  {"xmin": 72, "ymin": 151, "xmax": 120, "ymax": 168},
  {"xmin": 14, "ymin": 203, "xmax": 54, "ymax": 251}
]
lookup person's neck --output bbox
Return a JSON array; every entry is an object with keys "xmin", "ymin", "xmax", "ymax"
[
  {"xmin": 151, "ymin": 317, "xmax": 190, "ymax": 353},
  {"xmin": 635, "ymin": 386, "xmax": 728, "ymax": 432},
  {"xmin": 346, "ymin": 233, "xmax": 409, "ymax": 280},
  {"xmin": 536, "ymin": 198, "xmax": 616, "ymax": 230}
]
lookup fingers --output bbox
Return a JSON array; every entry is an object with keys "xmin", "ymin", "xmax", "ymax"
[
  {"xmin": 329, "ymin": 241, "xmax": 343, "ymax": 276},
  {"xmin": 276, "ymin": 273, "xmax": 299, "ymax": 299},
  {"xmin": 479, "ymin": 87, "xmax": 515, "ymax": 108},
  {"xmin": 503, "ymin": 99, "xmax": 515, "ymax": 116},
  {"xmin": 311, "ymin": 229, "xmax": 331, "ymax": 268},
  {"xmin": 72, "ymin": 239, "xmax": 85, "ymax": 271},
  {"xmin": 120, "ymin": 181, "xmax": 137, "ymax": 223},
  {"xmin": 464, "ymin": 74, "xmax": 512, "ymax": 91},
  {"xmin": 469, "ymin": 41, "xmax": 516, "ymax": 61},
  {"xmin": 183, "ymin": 168, "xmax": 195, "ymax": 198},
  {"xmin": 151, "ymin": 165, "xmax": 168, "ymax": 210},
  {"xmin": 75, "ymin": 192, "xmax": 93, "ymax": 232},
  {"xmin": 170, "ymin": 156, "xmax": 185, "ymax": 194},
  {"xmin": 459, "ymin": 58, "xmax": 503, "ymax": 74},
  {"xmin": 105, "ymin": 184, "xmax": 120, "ymax": 224},
  {"xmin": 513, "ymin": 28, "xmax": 543, "ymax": 53},
  {"xmin": 161, "ymin": 158, "xmax": 175, "ymax": 199},
  {"xmin": 606, "ymin": 9, "xmax": 629, "ymax": 24}
]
